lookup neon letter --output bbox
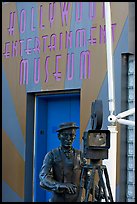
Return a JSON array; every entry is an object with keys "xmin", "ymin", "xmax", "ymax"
[
  {"xmin": 40, "ymin": 5, "xmax": 45, "ymax": 30},
  {"xmin": 25, "ymin": 38, "xmax": 32, "ymax": 55},
  {"xmin": 99, "ymin": 25, "xmax": 106, "ymax": 44},
  {"xmin": 31, "ymin": 7, "xmax": 35, "ymax": 32},
  {"xmin": 88, "ymin": 26, "xmax": 97, "ymax": 45},
  {"xmin": 48, "ymin": 34, "xmax": 57, "ymax": 51},
  {"xmin": 49, "ymin": 2, "xmax": 55, "ymax": 28},
  {"xmin": 67, "ymin": 53, "xmax": 74, "ymax": 80},
  {"xmin": 89, "ymin": 2, "xmax": 96, "ymax": 20},
  {"xmin": 76, "ymin": 2, "xmax": 82, "ymax": 23},
  {"xmin": 80, "ymin": 50, "xmax": 91, "ymax": 79},
  {"xmin": 19, "ymin": 39, "xmax": 24, "ymax": 57},
  {"xmin": 42, "ymin": 35, "xmax": 48, "ymax": 53},
  {"xmin": 60, "ymin": 2, "xmax": 71, "ymax": 26},
  {"xmin": 53, "ymin": 55, "xmax": 62, "ymax": 81},
  {"xmin": 33, "ymin": 37, "xmax": 40, "ymax": 54},
  {"xmin": 12, "ymin": 41, "xmax": 18, "ymax": 57},
  {"xmin": 8, "ymin": 12, "xmax": 16, "ymax": 36},
  {"xmin": 3, "ymin": 42, "xmax": 10, "ymax": 58},
  {"xmin": 20, "ymin": 59, "xmax": 28, "ymax": 85},
  {"xmin": 45, "ymin": 56, "xmax": 50, "ymax": 83},
  {"xmin": 65, "ymin": 31, "xmax": 72, "ymax": 49},
  {"xmin": 76, "ymin": 29, "xmax": 86, "ymax": 48},
  {"xmin": 34, "ymin": 58, "xmax": 40, "ymax": 84},
  {"xmin": 20, "ymin": 9, "xmax": 26, "ymax": 34}
]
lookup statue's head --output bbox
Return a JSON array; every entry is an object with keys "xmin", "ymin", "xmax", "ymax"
[{"xmin": 56, "ymin": 122, "xmax": 79, "ymax": 148}]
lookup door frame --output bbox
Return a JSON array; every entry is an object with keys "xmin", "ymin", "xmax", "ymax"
[{"xmin": 24, "ymin": 89, "xmax": 80, "ymax": 202}]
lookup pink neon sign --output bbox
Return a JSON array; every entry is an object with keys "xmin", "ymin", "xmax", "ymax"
[{"xmin": 3, "ymin": 2, "xmax": 117, "ymax": 85}]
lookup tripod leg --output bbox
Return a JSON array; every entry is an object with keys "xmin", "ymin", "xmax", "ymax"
[
  {"xmin": 98, "ymin": 166, "xmax": 109, "ymax": 202},
  {"xmin": 84, "ymin": 167, "xmax": 96, "ymax": 202},
  {"xmin": 96, "ymin": 179, "xmax": 103, "ymax": 202},
  {"xmin": 104, "ymin": 167, "xmax": 114, "ymax": 202},
  {"xmin": 91, "ymin": 168, "xmax": 97, "ymax": 202},
  {"xmin": 78, "ymin": 167, "xmax": 85, "ymax": 202}
]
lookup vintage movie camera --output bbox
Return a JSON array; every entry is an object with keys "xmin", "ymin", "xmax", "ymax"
[
  {"xmin": 79, "ymin": 100, "xmax": 113, "ymax": 202},
  {"xmin": 82, "ymin": 129, "xmax": 110, "ymax": 160}
]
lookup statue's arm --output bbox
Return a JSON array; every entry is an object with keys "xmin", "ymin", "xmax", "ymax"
[{"xmin": 39, "ymin": 151, "xmax": 61, "ymax": 192}]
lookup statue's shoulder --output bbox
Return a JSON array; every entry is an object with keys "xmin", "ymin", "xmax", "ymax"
[
  {"xmin": 51, "ymin": 147, "xmax": 61, "ymax": 160},
  {"xmin": 51, "ymin": 147, "xmax": 60, "ymax": 154},
  {"xmin": 43, "ymin": 147, "xmax": 60, "ymax": 161}
]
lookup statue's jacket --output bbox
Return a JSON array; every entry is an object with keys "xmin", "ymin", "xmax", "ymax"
[{"xmin": 39, "ymin": 147, "xmax": 84, "ymax": 202}]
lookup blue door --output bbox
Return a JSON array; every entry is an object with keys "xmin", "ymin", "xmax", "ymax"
[{"xmin": 33, "ymin": 92, "xmax": 80, "ymax": 202}]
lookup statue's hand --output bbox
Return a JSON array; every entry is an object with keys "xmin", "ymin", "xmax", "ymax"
[{"xmin": 57, "ymin": 183, "xmax": 77, "ymax": 194}]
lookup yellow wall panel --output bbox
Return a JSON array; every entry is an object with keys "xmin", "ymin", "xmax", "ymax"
[{"xmin": 2, "ymin": 129, "xmax": 25, "ymax": 198}]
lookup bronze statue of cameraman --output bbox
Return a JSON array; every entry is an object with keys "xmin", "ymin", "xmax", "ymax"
[{"xmin": 39, "ymin": 122, "xmax": 85, "ymax": 202}]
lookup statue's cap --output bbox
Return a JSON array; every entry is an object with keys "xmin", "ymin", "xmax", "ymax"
[{"xmin": 56, "ymin": 122, "xmax": 79, "ymax": 132}]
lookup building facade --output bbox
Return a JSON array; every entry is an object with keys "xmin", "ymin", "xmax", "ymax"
[{"xmin": 2, "ymin": 2, "xmax": 135, "ymax": 202}]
